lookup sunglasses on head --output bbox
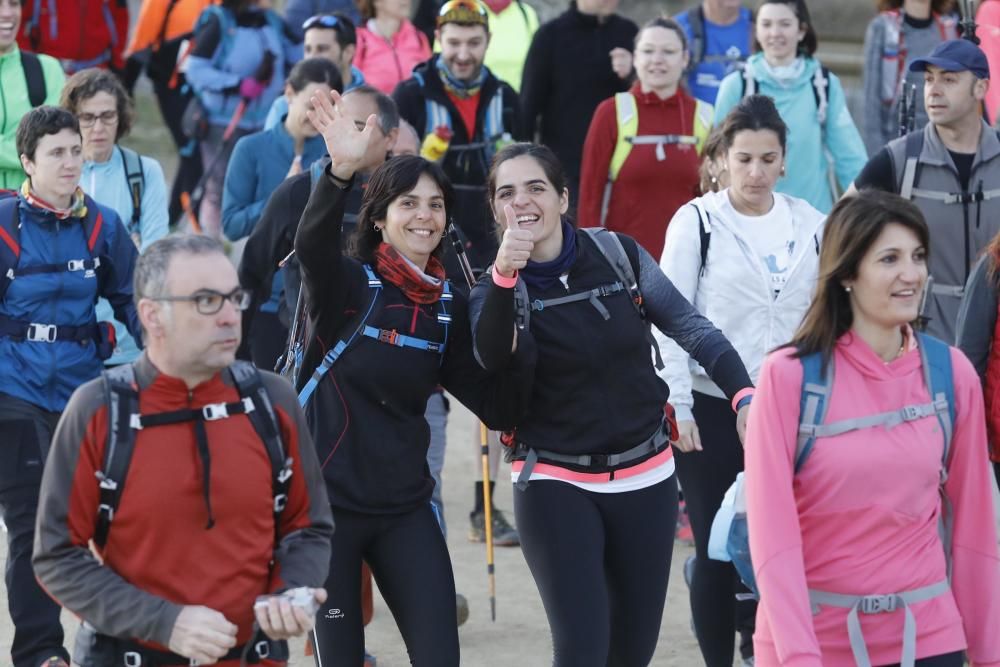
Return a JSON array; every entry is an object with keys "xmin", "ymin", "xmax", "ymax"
[{"xmin": 303, "ymin": 14, "xmax": 342, "ymax": 32}]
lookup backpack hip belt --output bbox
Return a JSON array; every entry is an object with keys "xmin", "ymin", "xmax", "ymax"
[
  {"xmin": 807, "ymin": 579, "xmax": 950, "ymax": 667},
  {"xmin": 83, "ymin": 629, "xmax": 287, "ymax": 666},
  {"xmin": 0, "ymin": 314, "xmax": 98, "ymax": 343},
  {"xmin": 511, "ymin": 417, "xmax": 669, "ymax": 490}
]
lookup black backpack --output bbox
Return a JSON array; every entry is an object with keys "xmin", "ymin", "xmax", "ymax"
[{"xmin": 94, "ymin": 361, "xmax": 293, "ymax": 548}]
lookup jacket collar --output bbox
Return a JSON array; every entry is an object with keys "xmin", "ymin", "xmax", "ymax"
[{"xmin": 920, "ymin": 119, "xmax": 1000, "ymax": 169}]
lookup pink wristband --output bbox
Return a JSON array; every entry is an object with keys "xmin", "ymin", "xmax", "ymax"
[
  {"xmin": 492, "ymin": 264, "xmax": 518, "ymax": 288},
  {"xmin": 732, "ymin": 387, "xmax": 755, "ymax": 413}
]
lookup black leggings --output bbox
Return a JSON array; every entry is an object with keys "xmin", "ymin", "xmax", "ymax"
[
  {"xmin": 674, "ymin": 391, "xmax": 756, "ymax": 666},
  {"xmin": 515, "ymin": 475, "xmax": 678, "ymax": 667},
  {"xmin": 879, "ymin": 651, "xmax": 964, "ymax": 667},
  {"xmin": 313, "ymin": 504, "xmax": 459, "ymax": 666}
]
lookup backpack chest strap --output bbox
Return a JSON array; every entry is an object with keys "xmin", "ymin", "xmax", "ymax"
[
  {"xmin": 529, "ymin": 281, "xmax": 626, "ymax": 320},
  {"xmin": 12, "ymin": 257, "xmax": 101, "ymax": 278},
  {"xmin": 909, "ymin": 186, "xmax": 1000, "ymax": 205},
  {"xmin": 797, "ymin": 398, "xmax": 949, "ymax": 442},
  {"xmin": 128, "ymin": 396, "xmax": 256, "ymax": 430}
]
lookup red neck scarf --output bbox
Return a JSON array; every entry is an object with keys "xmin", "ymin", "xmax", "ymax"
[{"xmin": 374, "ymin": 243, "xmax": 446, "ymax": 304}]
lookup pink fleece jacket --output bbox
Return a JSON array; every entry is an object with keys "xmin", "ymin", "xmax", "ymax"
[
  {"xmin": 354, "ymin": 20, "xmax": 431, "ymax": 94},
  {"xmin": 745, "ymin": 331, "xmax": 1000, "ymax": 667}
]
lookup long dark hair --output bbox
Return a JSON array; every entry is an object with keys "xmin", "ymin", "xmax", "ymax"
[
  {"xmin": 352, "ymin": 155, "xmax": 454, "ymax": 263},
  {"xmin": 788, "ymin": 189, "xmax": 930, "ymax": 364},
  {"xmin": 754, "ymin": 0, "xmax": 818, "ymax": 57}
]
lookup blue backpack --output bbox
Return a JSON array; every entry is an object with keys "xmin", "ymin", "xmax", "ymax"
[{"xmin": 720, "ymin": 332, "xmax": 956, "ymax": 598}]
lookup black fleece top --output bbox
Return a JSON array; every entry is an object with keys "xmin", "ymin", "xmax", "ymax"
[
  {"xmin": 472, "ymin": 230, "xmax": 751, "ymax": 459},
  {"xmin": 520, "ymin": 2, "xmax": 637, "ymax": 191},
  {"xmin": 237, "ymin": 158, "xmax": 364, "ymax": 354},
  {"xmin": 295, "ymin": 168, "xmax": 537, "ymax": 513}
]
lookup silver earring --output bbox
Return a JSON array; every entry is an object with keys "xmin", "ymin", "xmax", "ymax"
[
  {"xmin": 374, "ymin": 224, "xmax": 382, "ymax": 231},
  {"xmin": 845, "ymin": 286, "xmax": 852, "ymax": 293}
]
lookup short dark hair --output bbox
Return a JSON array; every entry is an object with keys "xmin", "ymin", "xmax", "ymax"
[
  {"xmin": 352, "ymin": 155, "xmax": 455, "ymax": 263},
  {"xmin": 287, "ymin": 57, "xmax": 344, "ymax": 94},
  {"xmin": 134, "ymin": 234, "xmax": 228, "ymax": 303},
  {"xmin": 16, "ymin": 106, "xmax": 80, "ymax": 161},
  {"xmin": 344, "ymin": 84, "xmax": 400, "ymax": 134},
  {"xmin": 305, "ymin": 12, "xmax": 358, "ymax": 48},
  {"xmin": 788, "ymin": 190, "xmax": 930, "ymax": 365},
  {"xmin": 60, "ymin": 67, "xmax": 135, "ymax": 141},
  {"xmin": 718, "ymin": 94, "xmax": 788, "ymax": 155},
  {"xmin": 636, "ymin": 16, "xmax": 688, "ymax": 52},
  {"xmin": 755, "ymin": 0, "xmax": 818, "ymax": 58}
]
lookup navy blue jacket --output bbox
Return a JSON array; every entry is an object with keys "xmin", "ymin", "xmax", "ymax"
[{"xmin": 0, "ymin": 194, "xmax": 141, "ymax": 412}]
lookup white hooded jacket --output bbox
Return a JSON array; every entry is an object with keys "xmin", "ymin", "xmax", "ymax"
[{"xmin": 656, "ymin": 189, "xmax": 825, "ymax": 421}]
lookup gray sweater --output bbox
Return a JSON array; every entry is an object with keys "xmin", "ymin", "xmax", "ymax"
[{"xmin": 862, "ymin": 12, "xmax": 955, "ymax": 154}]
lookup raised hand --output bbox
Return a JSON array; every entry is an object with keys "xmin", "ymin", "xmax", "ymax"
[
  {"xmin": 609, "ymin": 47, "xmax": 633, "ymax": 80},
  {"xmin": 494, "ymin": 204, "xmax": 535, "ymax": 278},
  {"xmin": 306, "ymin": 89, "xmax": 379, "ymax": 181}
]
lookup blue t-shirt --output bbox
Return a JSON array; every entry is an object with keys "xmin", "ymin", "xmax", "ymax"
[{"xmin": 674, "ymin": 7, "xmax": 753, "ymax": 105}]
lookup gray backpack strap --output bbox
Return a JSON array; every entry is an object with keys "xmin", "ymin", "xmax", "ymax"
[
  {"xmin": 117, "ymin": 146, "xmax": 145, "ymax": 232},
  {"xmin": 94, "ymin": 363, "xmax": 141, "ymax": 549},
  {"xmin": 582, "ymin": 228, "xmax": 664, "ymax": 370},
  {"xmin": 795, "ymin": 351, "xmax": 832, "ymax": 473},
  {"xmin": 899, "ymin": 130, "xmax": 924, "ymax": 200}
]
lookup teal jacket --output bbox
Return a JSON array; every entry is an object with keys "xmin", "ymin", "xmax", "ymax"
[
  {"xmin": 714, "ymin": 54, "xmax": 867, "ymax": 213},
  {"xmin": 0, "ymin": 46, "xmax": 65, "ymax": 190}
]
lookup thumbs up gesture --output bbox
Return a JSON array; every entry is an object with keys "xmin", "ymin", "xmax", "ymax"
[{"xmin": 494, "ymin": 204, "xmax": 535, "ymax": 279}]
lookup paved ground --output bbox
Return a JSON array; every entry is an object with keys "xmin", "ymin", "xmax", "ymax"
[{"xmin": 0, "ymin": 399, "xmax": 706, "ymax": 666}]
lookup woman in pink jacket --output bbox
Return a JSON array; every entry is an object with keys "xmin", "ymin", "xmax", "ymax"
[
  {"xmin": 745, "ymin": 189, "xmax": 1000, "ymax": 667},
  {"xmin": 354, "ymin": 0, "xmax": 431, "ymax": 93}
]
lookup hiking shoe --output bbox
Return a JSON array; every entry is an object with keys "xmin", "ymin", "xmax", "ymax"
[
  {"xmin": 39, "ymin": 659, "xmax": 68, "ymax": 667},
  {"xmin": 740, "ymin": 658, "xmax": 755, "ymax": 667},
  {"xmin": 456, "ymin": 592, "xmax": 469, "ymax": 626},
  {"xmin": 468, "ymin": 508, "xmax": 520, "ymax": 546}
]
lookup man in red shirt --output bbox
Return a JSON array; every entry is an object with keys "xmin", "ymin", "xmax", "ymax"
[{"xmin": 33, "ymin": 234, "xmax": 333, "ymax": 665}]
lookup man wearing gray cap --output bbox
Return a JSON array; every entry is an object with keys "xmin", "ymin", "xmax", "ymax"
[{"xmin": 850, "ymin": 38, "xmax": 1000, "ymax": 344}]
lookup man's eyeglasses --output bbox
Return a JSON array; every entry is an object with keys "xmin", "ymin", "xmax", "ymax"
[
  {"xmin": 150, "ymin": 288, "xmax": 252, "ymax": 315},
  {"xmin": 78, "ymin": 110, "xmax": 119, "ymax": 128},
  {"xmin": 303, "ymin": 14, "xmax": 342, "ymax": 32}
]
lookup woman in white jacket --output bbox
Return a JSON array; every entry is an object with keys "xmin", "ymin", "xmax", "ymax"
[{"xmin": 656, "ymin": 94, "xmax": 825, "ymax": 667}]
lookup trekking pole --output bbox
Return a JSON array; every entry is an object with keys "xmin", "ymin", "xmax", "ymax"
[
  {"xmin": 447, "ymin": 223, "xmax": 498, "ymax": 620},
  {"xmin": 480, "ymin": 421, "xmax": 497, "ymax": 622},
  {"xmin": 179, "ymin": 191, "xmax": 203, "ymax": 234},
  {"xmin": 959, "ymin": 0, "xmax": 979, "ymax": 45}
]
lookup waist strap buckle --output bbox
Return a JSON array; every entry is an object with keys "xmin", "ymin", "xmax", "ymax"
[
  {"xmin": 859, "ymin": 594, "xmax": 897, "ymax": 615},
  {"xmin": 26, "ymin": 323, "xmax": 57, "ymax": 342},
  {"xmin": 123, "ymin": 651, "xmax": 142, "ymax": 667}
]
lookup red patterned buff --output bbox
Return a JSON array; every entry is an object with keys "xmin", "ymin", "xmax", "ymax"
[
  {"xmin": 21, "ymin": 180, "xmax": 87, "ymax": 220},
  {"xmin": 374, "ymin": 242, "xmax": 446, "ymax": 305}
]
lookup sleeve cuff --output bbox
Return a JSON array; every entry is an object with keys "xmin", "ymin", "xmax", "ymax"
[
  {"xmin": 491, "ymin": 264, "xmax": 518, "ymax": 289},
  {"xmin": 674, "ymin": 404, "xmax": 694, "ymax": 422},
  {"xmin": 732, "ymin": 387, "xmax": 755, "ymax": 412}
]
